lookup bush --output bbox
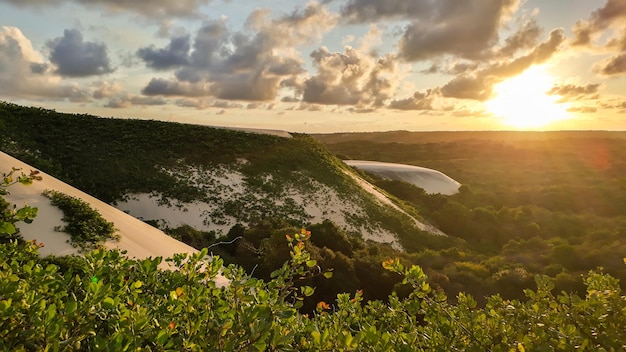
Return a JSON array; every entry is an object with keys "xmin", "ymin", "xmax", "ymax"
[
  {"xmin": 42, "ymin": 190, "xmax": 117, "ymax": 250},
  {"xmin": 2, "ymin": 234, "xmax": 626, "ymax": 350}
]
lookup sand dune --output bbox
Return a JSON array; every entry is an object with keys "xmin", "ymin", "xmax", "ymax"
[
  {"xmin": 344, "ymin": 160, "xmax": 461, "ymax": 195},
  {"xmin": 1, "ymin": 151, "xmax": 229, "ymax": 286}
]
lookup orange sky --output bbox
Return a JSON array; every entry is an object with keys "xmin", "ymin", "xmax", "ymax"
[{"xmin": 0, "ymin": 0, "xmax": 624, "ymax": 132}]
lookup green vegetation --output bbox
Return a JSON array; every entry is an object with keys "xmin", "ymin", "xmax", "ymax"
[
  {"xmin": 0, "ymin": 168, "xmax": 39, "ymax": 242},
  {"xmin": 0, "ymin": 101, "xmax": 427, "ymax": 244},
  {"xmin": 42, "ymin": 190, "xmax": 118, "ymax": 251},
  {"xmin": 315, "ymin": 131, "xmax": 626, "ymax": 302},
  {"xmin": 2, "ymin": 236, "xmax": 626, "ymax": 351},
  {"xmin": 4, "ymin": 101, "xmax": 626, "ymax": 316},
  {"xmin": 3, "ymin": 108, "xmax": 626, "ymax": 349}
]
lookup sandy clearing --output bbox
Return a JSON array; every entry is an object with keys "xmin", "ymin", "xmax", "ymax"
[
  {"xmin": 344, "ymin": 160, "xmax": 461, "ymax": 195},
  {"xmin": 1, "ymin": 151, "xmax": 229, "ymax": 286},
  {"xmin": 342, "ymin": 168, "xmax": 446, "ymax": 237}
]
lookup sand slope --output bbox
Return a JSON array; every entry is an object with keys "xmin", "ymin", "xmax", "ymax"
[
  {"xmin": 344, "ymin": 160, "xmax": 461, "ymax": 195},
  {"xmin": 1, "ymin": 151, "xmax": 229, "ymax": 286}
]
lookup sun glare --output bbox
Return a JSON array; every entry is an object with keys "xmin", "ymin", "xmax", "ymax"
[{"xmin": 486, "ymin": 66, "xmax": 570, "ymax": 129}]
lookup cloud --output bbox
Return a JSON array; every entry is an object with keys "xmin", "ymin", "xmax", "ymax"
[
  {"xmin": 547, "ymin": 83, "xmax": 600, "ymax": 101},
  {"xmin": 137, "ymin": 35, "xmax": 191, "ymax": 70},
  {"xmin": 91, "ymin": 80, "xmax": 123, "ymax": 99},
  {"xmin": 339, "ymin": 0, "xmax": 521, "ymax": 61},
  {"xmin": 340, "ymin": 0, "xmax": 434, "ymax": 22},
  {"xmin": 593, "ymin": 53, "xmax": 626, "ymax": 76},
  {"xmin": 388, "ymin": 90, "xmax": 435, "ymax": 110},
  {"xmin": 567, "ymin": 106, "xmax": 598, "ymax": 113},
  {"xmin": 302, "ymin": 46, "xmax": 397, "ymax": 107},
  {"xmin": 105, "ymin": 94, "xmax": 168, "ymax": 108},
  {"xmin": 497, "ymin": 16, "xmax": 542, "ymax": 57},
  {"xmin": 0, "ymin": 26, "xmax": 91, "ymax": 101},
  {"xmin": 605, "ymin": 29, "xmax": 626, "ymax": 51},
  {"xmin": 2, "ymin": 0, "xmax": 214, "ymax": 18},
  {"xmin": 441, "ymin": 29, "xmax": 565, "ymax": 101},
  {"xmin": 572, "ymin": 0, "xmax": 626, "ymax": 47},
  {"xmin": 140, "ymin": 3, "xmax": 336, "ymax": 101},
  {"xmin": 142, "ymin": 78, "xmax": 211, "ymax": 96},
  {"xmin": 46, "ymin": 29, "xmax": 114, "ymax": 77}
]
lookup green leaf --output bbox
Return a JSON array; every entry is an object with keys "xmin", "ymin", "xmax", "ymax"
[
  {"xmin": 46, "ymin": 303, "xmax": 57, "ymax": 322},
  {"xmin": 0, "ymin": 299, "xmax": 12, "ymax": 312},
  {"xmin": 323, "ymin": 271, "xmax": 333, "ymax": 279},
  {"xmin": 301, "ymin": 286, "xmax": 315, "ymax": 297},
  {"xmin": 0, "ymin": 222, "xmax": 16, "ymax": 235},
  {"xmin": 306, "ymin": 260, "xmax": 317, "ymax": 268},
  {"xmin": 103, "ymin": 297, "xmax": 115, "ymax": 310},
  {"xmin": 156, "ymin": 330, "xmax": 168, "ymax": 345},
  {"xmin": 65, "ymin": 301, "xmax": 77, "ymax": 315},
  {"xmin": 311, "ymin": 331, "xmax": 321, "ymax": 346}
]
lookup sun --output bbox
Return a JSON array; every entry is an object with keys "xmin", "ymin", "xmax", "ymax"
[{"xmin": 485, "ymin": 66, "xmax": 570, "ymax": 129}]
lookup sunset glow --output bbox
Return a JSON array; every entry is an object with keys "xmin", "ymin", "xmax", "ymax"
[
  {"xmin": 486, "ymin": 66, "xmax": 571, "ymax": 129},
  {"xmin": 0, "ymin": 0, "xmax": 624, "ymax": 132}
]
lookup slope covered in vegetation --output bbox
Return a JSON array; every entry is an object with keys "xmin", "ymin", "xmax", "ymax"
[
  {"xmin": 0, "ymin": 102, "xmax": 454, "ymax": 305},
  {"xmin": 0, "ymin": 102, "xmax": 439, "ymax": 248}
]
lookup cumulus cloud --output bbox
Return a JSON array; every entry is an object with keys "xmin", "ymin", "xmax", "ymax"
[
  {"xmin": 441, "ymin": 29, "xmax": 565, "ymax": 101},
  {"xmin": 388, "ymin": 90, "xmax": 435, "ymax": 110},
  {"xmin": 570, "ymin": 1, "xmax": 626, "ymax": 78},
  {"xmin": 91, "ymin": 80, "xmax": 123, "ymax": 99},
  {"xmin": 547, "ymin": 83, "xmax": 600, "ymax": 101},
  {"xmin": 1, "ymin": 0, "xmax": 214, "ymax": 18},
  {"xmin": 46, "ymin": 29, "xmax": 114, "ymax": 77},
  {"xmin": 0, "ymin": 26, "xmax": 91, "ymax": 101},
  {"xmin": 302, "ymin": 45, "xmax": 397, "ymax": 107},
  {"xmin": 593, "ymin": 53, "xmax": 626, "ymax": 76},
  {"xmin": 497, "ymin": 16, "xmax": 542, "ymax": 57},
  {"xmin": 137, "ymin": 35, "xmax": 191, "ymax": 70},
  {"xmin": 140, "ymin": 3, "xmax": 337, "ymax": 102},
  {"xmin": 339, "ymin": 0, "xmax": 521, "ymax": 61},
  {"xmin": 142, "ymin": 78, "xmax": 211, "ymax": 96},
  {"xmin": 572, "ymin": 0, "xmax": 626, "ymax": 47}
]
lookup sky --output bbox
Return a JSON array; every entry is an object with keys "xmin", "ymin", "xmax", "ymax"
[{"xmin": 0, "ymin": 0, "xmax": 625, "ymax": 133}]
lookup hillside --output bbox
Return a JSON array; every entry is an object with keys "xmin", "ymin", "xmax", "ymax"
[
  {"xmin": 1, "ymin": 151, "xmax": 233, "ymax": 285},
  {"xmin": 0, "ymin": 102, "xmax": 445, "ymax": 252}
]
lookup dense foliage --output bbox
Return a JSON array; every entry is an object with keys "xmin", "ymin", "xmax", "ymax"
[
  {"xmin": 4, "ymin": 101, "xmax": 626, "ymax": 311},
  {"xmin": 2, "ymin": 237, "xmax": 626, "ymax": 351},
  {"xmin": 0, "ymin": 101, "xmax": 429, "ymax": 250},
  {"xmin": 0, "ymin": 102, "xmax": 344, "ymax": 204},
  {"xmin": 42, "ymin": 190, "xmax": 118, "ymax": 251},
  {"xmin": 315, "ymin": 131, "xmax": 626, "ymax": 302}
]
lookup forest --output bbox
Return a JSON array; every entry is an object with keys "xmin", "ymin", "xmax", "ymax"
[
  {"xmin": 2, "ymin": 101, "xmax": 626, "ymax": 305},
  {"xmin": 314, "ymin": 131, "xmax": 626, "ymax": 302},
  {"xmin": 2, "ymin": 103, "xmax": 626, "ymax": 349}
]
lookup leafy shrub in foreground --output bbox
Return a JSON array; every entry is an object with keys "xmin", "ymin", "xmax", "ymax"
[
  {"xmin": 2, "ymin": 233, "xmax": 626, "ymax": 351},
  {"xmin": 0, "ymin": 168, "xmax": 39, "ymax": 242}
]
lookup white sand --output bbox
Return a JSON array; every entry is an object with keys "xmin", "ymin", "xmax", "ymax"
[
  {"xmin": 344, "ymin": 160, "xmax": 461, "ymax": 195},
  {"xmin": 1, "ymin": 151, "xmax": 229, "ymax": 286},
  {"xmin": 342, "ymin": 168, "xmax": 447, "ymax": 237},
  {"xmin": 117, "ymin": 163, "xmax": 405, "ymax": 247}
]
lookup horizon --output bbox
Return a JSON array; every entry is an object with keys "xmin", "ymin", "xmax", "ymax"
[{"xmin": 0, "ymin": 0, "xmax": 625, "ymax": 133}]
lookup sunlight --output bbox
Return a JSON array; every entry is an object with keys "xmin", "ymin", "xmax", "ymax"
[{"xmin": 486, "ymin": 66, "xmax": 570, "ymax": 129}]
